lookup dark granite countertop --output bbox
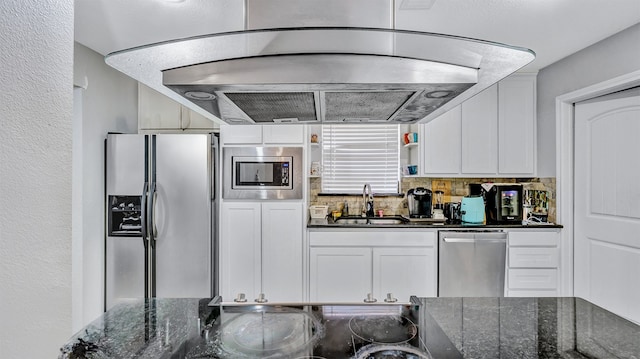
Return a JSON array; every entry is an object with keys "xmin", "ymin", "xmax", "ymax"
[
  {"xmin": 307, "ymin": 217, "xmax": 563, "ymax": 229},
  {"xmin": 60, "ymin": 297, "xmax": 638, "ymax": 358}
]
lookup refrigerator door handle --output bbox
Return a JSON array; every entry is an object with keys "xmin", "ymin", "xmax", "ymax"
[
  {"xmin": 149, "ymin": 182, "xmax": 158, "ymax": 240},
  {"xmin": 141, "ymin": 182, "xmax": 149, "ymax": 243}
]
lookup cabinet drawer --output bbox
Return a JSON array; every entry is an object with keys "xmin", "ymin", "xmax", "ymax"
[
  {"xmin": 509, "ymin": 247, "xmax": 558, "ymax": 268},
  {"xmin": 508, "ymin": 231, "xmax": 558, "ymax": 246},
  {"xmin": 508, "ymin": 269, "xmax": 557, "ymax": 290},
  {"xmin": 309, "ymin": 230, "xmax": 435, "ymax": 247}
]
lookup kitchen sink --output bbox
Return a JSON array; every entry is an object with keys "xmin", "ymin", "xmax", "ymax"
[{"xmin": 334, "ymin": 216, "xmax": 408, "ymax": 225}]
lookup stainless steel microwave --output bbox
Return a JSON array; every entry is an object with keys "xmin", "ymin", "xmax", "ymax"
[{"xmin": 223, "ymin": 147, "xmax": 303, "ymax": 199}]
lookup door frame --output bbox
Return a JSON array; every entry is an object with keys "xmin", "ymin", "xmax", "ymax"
[{"xmin": 555, "ymin": 69, "xmax": 640, "ymax": 296}]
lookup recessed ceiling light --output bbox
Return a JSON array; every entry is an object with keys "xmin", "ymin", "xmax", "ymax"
[
  {"xmin": 184, "ymin": 91, "xmax": 216, "ymax": 100},
  {"xmin": 425, "ymin": 90, "xmax": 452, "ymax": 98}
]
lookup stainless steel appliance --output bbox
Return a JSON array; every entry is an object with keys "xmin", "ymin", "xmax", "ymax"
[
  {"xmin": 106, "ymin": 2, "xmax": 535, "ymax": 126},
  {"xmin": 407, "ymin": 187, "xmax": 433, "ymax": 218},
  {"xmin": 187, "ymin": 299, "xmax": 452, "ymax": 359},
  {"xmin": 485, "ymin": 184, "xmax": 523, "ymax": 224},
  {"xmin": 105, "ymin": 133, "xmax": 217, "ymax": 309},
  {"xmin": 438, "ymin": 231, "xmax": 507, "ymax": 297},
  {"xmin": 223, "ymin": 146, "xmax": 302, "ymax": 199},
  {"xmin": 443, "ymin": 202, "xmax": 461, "ymax": 224}
]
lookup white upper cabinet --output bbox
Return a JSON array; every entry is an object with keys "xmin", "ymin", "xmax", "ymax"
[
  {"xmin": 422, "ymin": 105, "xmax": 461, "ymax": 175},
  {"xmin": 220, "ymin": 125, "xmax": 263, "ymax": 144},
  {"xmin": 263, "ymin": 125, "xmax": 305, "ymax": 144},
  {"xmin": 461, "ymin": 85, "xmax": 498, "ymax": 174},
  {"xmin": 421, "ymin": 75, "xmax": 536, "ymax": 177},
  {"xmin": 498, "ymin": 75, "xmax": 536, "ymax": 175},
  {"xmin": 221, "ymin": 124, "xmax": 304, "ymax": 145},
  {"xmin": 138, "ymin": 83, "xmax": 219, "ymax": 132}
]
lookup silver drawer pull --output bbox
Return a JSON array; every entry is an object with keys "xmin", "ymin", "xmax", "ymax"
[
  {"xmin": 233, "ymin": 293, "xmax": 247, "ymax": 303},
  {"xmin": 384, "ymin": 293, "xmax": 398, "ymax": 303},
  {"xmin": 363, "ymin": 293, "xmax": 377, "ymax": 303},
  {"xmin": 254, "ymin": 293, "xmax": 268, "ymax": 303}
]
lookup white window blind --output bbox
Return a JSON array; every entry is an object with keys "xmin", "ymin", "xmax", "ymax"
[{"xmin": 321, "ymin": 124, "xmax": 400, "ymax": 193}]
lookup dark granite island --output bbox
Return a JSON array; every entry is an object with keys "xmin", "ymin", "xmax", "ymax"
[{"xmin": 60, "ymin": 297, "xmax": 639, "ymax": 359}]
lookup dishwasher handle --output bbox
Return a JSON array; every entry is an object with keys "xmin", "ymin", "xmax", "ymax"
[
  {"xmin": 442, "ymin": 237, "xmax": 476, "ymax": 243},
  {"xmin": 441, "ymin": 231, "xmax": 507, "ymax": 243},
  {"xmin": 443, "ymin": 237, "xmax": 507, "ymax": 243}
]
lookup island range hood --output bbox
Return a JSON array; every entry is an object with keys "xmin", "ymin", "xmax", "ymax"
[{"xmin": 105, "ymin": 1, "xmax": 535, "ymax": 125}]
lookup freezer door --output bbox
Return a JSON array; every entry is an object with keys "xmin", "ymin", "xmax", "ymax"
[
  {"xmin": 152, "ymin": 134, "xmax": 212, "ymax": 298},
  {"xmin": 106, "ymin": 237, "xmax": 145, "ymax": 309},
  {"xmin": 105, "ymin": 134, "xmax": 147, "ymax": 309},
  {"xmin": 106, "ymin": 134, "xmax": 146, "ymax": 195}
]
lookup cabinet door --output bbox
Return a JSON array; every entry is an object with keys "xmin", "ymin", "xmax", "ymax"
[
  {"xmin": 461, "ymin": 85, "xmax": 498, "ymax": 174},
  {"xmin": 498, "ymin": 75, "xmax": 536, "ymax": 174},
  {"xmin": 220, "ymin": 202, "xmax": 261, "ymax": 301},
  {"xmin": 372, "ymin": 247, "xmax": 436, "ymax": 301},
  {"xmin": 422, "ymin": 106, "xmax": 461, "ymax": 175},
  {"xmin": 221, "ymin": 125, "xmax": 263, "ymax": 144},
  {"xmin": 181, "ymin": 107, "xmax": 218, "ymax": 131},
  {"xmin": 263, "ymin": 125, "xmax": 304, "ymax": 144},
  {"xmin": 309, "ymin": 247, "xmax": 372, "ymax": 302},
  {"xmin": 261, "ymin": 202, "xmax": 304, "ymax": 302},
  {"xmin": 138, "ymin": 84, "xmax": 182, "ymax": 130}
]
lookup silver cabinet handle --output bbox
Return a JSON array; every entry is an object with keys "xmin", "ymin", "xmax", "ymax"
[
  {"xmin": 384, "ymin": 293, "xmax": 398, "ymax": 303},
  {"xmin": 233, "ymin": 293, "xmax": 247, "ymax": 303},
  {"xmin": 254, "ymin": 293, "xmax": 268, "ymax": 303},
  {"xmin": 363, "ymin": 293, "xmax": 377, "ymax": 303}
]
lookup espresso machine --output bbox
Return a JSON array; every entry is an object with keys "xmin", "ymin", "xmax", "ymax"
[{"xmin": 407, "ymin": 187, "xmax": 433, "ymax": 218}]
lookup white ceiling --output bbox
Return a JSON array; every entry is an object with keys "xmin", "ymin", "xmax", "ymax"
[{"xmin": 75, "ymin": 0, "xmax": 640, "ymax": 72}]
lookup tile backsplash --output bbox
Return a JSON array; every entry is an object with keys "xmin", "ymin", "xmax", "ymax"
[{"xmin": 309, "ymin": 177, "xmax": 557, "ymax": 223}]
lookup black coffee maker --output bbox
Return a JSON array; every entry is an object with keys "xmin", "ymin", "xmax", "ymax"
[{"xmin": 407, "ymin": 187, "xmax": 433, "ymax": 218}]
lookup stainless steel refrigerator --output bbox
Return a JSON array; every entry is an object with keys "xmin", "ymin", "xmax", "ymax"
[{"xmin": 105, "ymin": 133, "xmax": 217, "ymax": 310}]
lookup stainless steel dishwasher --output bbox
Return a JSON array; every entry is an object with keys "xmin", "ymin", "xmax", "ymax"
[{"xmin": 438, "ymin": 230, "xmax": 507, "ymax": 297}]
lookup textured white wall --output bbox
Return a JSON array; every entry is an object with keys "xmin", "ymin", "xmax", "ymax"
[
  {"xmin": 0, "ymin": 0, "xmax": 74, "ymax": 357},
  {"xmin": 536, "ymin": 23, "xmax": 640, "ymax": 176},
  {"xmin": 72, "ymin": 42, "xmax": 138, "ymax": 330}
]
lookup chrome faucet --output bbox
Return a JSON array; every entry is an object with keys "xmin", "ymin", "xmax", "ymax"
[{"xmin": 362, "ymin": 183, "xmax": 374, "ymax": 217}]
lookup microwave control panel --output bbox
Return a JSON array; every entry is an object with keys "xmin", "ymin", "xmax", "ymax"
[{"xmin": 281, "ymin": 163, "xmax": 289, "ymax": 185}]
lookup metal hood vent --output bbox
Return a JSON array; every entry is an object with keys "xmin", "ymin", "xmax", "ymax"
[{"xmin": 105, "ymin": 5, "xmax": 534, "ymax": 125}]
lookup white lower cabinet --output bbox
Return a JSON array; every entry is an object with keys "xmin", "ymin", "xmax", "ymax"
[
  {"xmin": 309, "ymin": 247, "xmax": 372, "ymax": 302},
  {"xmin": 506, "ymin": 229, "xmax": 560, "ymax": 297},
  {"xmin": 220, "ymin": 201, "xmax": 303, "ymax": 303},
  {"xmin": 372, "ymin": 247, "xmax": 436, "ymax": 301},
  {"xmin": 309, "ymin": 230, "xmax": 437, "ymax": 303}
]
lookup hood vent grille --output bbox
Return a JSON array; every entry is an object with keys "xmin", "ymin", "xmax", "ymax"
[
  {"xmin": 225, "ymin": 92, "xmax": 317, "ymax": 123},
  {"xmin": 324, "ymin": 91, "xmax": 415, "ymax": 123}
]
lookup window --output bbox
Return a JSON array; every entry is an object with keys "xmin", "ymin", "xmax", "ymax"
[{"xmin": 321, "ymin": 124, "xmax": 400, "ymax": 194}]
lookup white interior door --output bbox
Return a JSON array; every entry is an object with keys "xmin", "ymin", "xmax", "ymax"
[{"xmin": 574, "ymin": 87, "xmax": 640, "ymax": 324}]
